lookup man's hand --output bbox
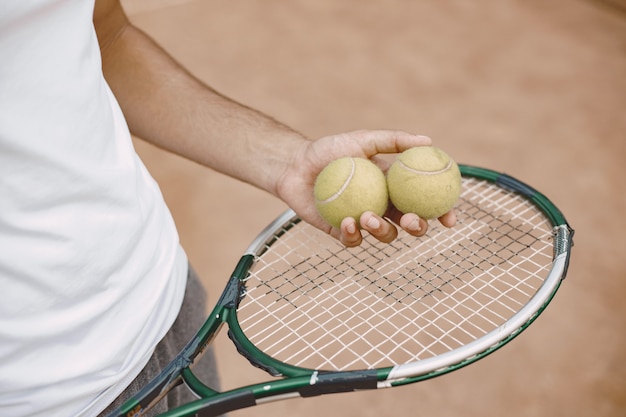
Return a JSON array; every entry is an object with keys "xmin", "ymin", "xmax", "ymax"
[{"xmin": 275, "ymin": 130, "xmax": 457, "ymax": 247}]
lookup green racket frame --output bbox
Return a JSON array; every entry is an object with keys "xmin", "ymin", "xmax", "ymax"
[{"xmin": 113, "ymin": 165, "xmax": 574, "ymax": 417}]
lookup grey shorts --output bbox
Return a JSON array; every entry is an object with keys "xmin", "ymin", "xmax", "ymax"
[{"xmin": 99, "ymin": 266, "xmax": 220, "ymax": 416}]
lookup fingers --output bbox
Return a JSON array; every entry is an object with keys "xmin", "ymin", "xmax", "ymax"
[
  {"xmin": 438, "ymin": 210, "xmax": 457, "ymax": 228},
  {"xmin": 338, "ymin": 213, "xmax": 399, "ymax": 247},
  {"xmin": 355, "ymin": 130, "xmax": 432, "ymax": 158},
  {"xmin": 339, "ymin": 217, "xmax": 362, "ymax": 247},
  {"xmin": 335, "ymin": 209, "xmax": 456, "ymax": 247},
  {"xmin": 399, "ymin": 213, "xmax": 429, "ymax": 237},
  {"xmin": 398, "ymin": 209, "xmax": 457, "ymax": 236},
  {"xmin": 360, "ymin": 212, "xmax": 398, "ymax": 244}
]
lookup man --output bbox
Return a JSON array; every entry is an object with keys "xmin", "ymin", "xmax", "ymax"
[{"xmin": 0, "ymin": 0, "xmax": 454, "ymax": 415}]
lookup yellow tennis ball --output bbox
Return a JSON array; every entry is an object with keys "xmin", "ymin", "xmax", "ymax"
[
  {"xmin": 387, "ymin": 146, "xmax": 462, "ymax": 219},
  {"xmin": 314, "ymin": 157, "xmax": 388, "ymax": 229}
]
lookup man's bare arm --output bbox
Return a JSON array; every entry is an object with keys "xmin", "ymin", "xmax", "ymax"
[
  {"xmin": 93, "ymin": 0, "xmax": 308, "ymax": 197},
  {"xmin": 92, "ymin": 0, "xmax": 453, "ymax": 246}
]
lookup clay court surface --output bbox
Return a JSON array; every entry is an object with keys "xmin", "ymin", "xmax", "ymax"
[{"xmin": 122, "ymin": 0, "xmax": 625, "ymax": 415}]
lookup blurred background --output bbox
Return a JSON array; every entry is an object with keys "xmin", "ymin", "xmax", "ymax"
[{"xmin": 120, "ymin": 1, "xmax": 625, "ymax": 415}]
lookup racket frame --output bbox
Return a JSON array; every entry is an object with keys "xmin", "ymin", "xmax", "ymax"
[{"xmin": 111, "ymin": 164, "xmax": 574, "ymax": 417}]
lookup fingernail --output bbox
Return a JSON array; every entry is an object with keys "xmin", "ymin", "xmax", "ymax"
[
  {"xmin": 366, "ymin": 216, "xmax": 381, "ymax": 229},
  {"xmin": 407, "ymin": 217, "xmax": 421, "ymax": 232},
  {"xmin": 346, "ymin": 222, "xmax": 357, "ymax": 234}
]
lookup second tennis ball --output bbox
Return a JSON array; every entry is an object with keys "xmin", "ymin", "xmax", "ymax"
[
  {"xmin": 314, "ymin": 157, "xmax": 388, "ymax": 229},
  {"xmin": 387, "ymin": 146, "xmax": 461, "ymax": 219}
]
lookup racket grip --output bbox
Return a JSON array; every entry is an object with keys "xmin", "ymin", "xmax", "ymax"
[{"xmin": 298, "ymin": 371, "xmax": 379, "ymax": 397}]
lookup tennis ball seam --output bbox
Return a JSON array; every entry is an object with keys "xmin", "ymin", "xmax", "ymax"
[
  {"xmin": 396, "ymin": 159, "xmax": 453, "ymax": 175},
  {"xmin": 315, "ymin": 157, "xmax": 356, "ymax": 204},
  {"xmin": 387, "ymin": 146, "xmax": 461, "ymax": 220}
]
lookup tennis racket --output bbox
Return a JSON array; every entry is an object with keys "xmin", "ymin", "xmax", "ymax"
[{"xmin": 107, "ymin": 164, "xmax": 574, "ymax": 417}]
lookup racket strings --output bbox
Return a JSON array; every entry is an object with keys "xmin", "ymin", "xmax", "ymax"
[{"xmin": 237, "ymin": 178, "xmax": 553, "ymax": 372}]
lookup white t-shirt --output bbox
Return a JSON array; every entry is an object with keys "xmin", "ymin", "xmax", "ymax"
[{"xmin": 0, "ymin": 1, "xmax": 188, "ymax": 416}]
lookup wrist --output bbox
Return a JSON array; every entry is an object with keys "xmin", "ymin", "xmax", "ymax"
[{"xmin": 254, "ymin": 128, "xmax": 310, "ymax": 198}]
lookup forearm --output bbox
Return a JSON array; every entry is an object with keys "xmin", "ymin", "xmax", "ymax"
[
  {"xmin": 92, "ymin": 1, "xmax": 446, "ymax": 248},
  {"xmin": 94, "ymin": 1, "xmax": 308, "ymax": 196}
]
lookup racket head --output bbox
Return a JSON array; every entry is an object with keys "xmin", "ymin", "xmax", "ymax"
[{"xmin": 225, "ymin": 164, "xmax": 573, "ymax": 384}]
